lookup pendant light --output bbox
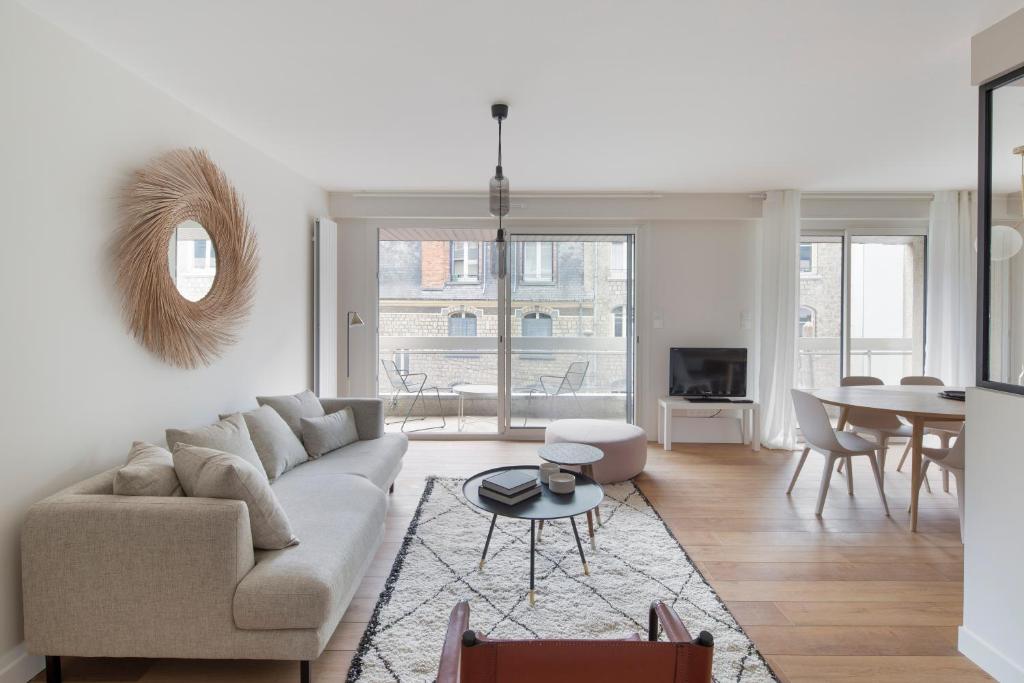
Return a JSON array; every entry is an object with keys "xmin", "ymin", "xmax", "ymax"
[{"xmin": 490, "ymin": 103, "xmax": 510, "ymax": 279}]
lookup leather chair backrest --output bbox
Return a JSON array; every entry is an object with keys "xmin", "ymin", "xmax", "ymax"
[{"xmin": 460, "ymin": 638, "xmax": 713, "ymax": 683}]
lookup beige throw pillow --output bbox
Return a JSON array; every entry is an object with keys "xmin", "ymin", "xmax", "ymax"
[
  {"xmin": 301, "ymin": 407, "xmax": 359, "ymax": 458},
  {"xmin": 256, "ymin": 390, "xmax": 325, "ymax": 439},
  {"xmin": 172, "ymin": 444, "xmax": 299, "ymax": 550},
  {"xmin": 166, "ymin": 414, "xmax": 267, "ymax": 480},
  {"xmin": 220, "ymin": 406, "xmax": 308, "ymax": 480},
  {"xmin": 113, "ymin": 442, "xmax": 183, "ymax": 497}
]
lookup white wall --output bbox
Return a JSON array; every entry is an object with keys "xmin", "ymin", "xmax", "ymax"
[
  {"xmin": 960, "ymin": 389, "xmax": 1024, "ymax": 682},
  {"xmin": 639, "ymin": 221, "xmax": 759, "ymax": 439},
  {"xmin": 0, "ymin": 2, "xmax": 327, "ymax": 678}
]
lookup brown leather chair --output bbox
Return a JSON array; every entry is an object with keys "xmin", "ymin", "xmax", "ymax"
[{"xmin": 436, "ymin": 600, "xmax": 714, "ymax": 683}]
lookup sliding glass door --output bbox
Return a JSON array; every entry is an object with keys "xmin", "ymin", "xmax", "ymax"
[
  {"xmin": 798, "ymin": 231, "xmax": 926, "ymax": 387},
  {"xmin": 376, "ymin": 230, "xmax": 635, "ymax": 436},
  {"xmin": 507, "ymin": 235, "xmax": 634, "ymax": 429}
]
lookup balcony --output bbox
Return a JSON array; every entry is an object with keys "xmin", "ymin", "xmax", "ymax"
[{"xmin": 378, "ymin": 336, "xmax": 630, "ymax": 434}]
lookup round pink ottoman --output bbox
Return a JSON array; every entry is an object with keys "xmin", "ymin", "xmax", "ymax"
[{"xmin": 544, "ymin": 419, "xmax": 648, "ymax": 483}]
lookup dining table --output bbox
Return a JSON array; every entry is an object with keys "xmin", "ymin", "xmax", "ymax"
[{"xmin": 810, "ymin": 385, "xmax": 965, "ymax": 532}]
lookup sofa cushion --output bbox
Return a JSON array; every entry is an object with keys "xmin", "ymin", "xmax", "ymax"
[
  {"xmin": 173, "ymin": 444, "xmax": 299, "ymax": 550},
  {"xmin": 222, "ymin": 405, "xmax": 308, "ymax": 480},
  {"xmin": 301, "ymin": 407, "xmax": 359, "ymax": 459},
  {"xmin": 166, "ymin": 414, "xmax": 267, "ymax": 480},
  {"xmin": 113, "ymin": 442, "xmax": 182, "ymax": 497},
  {"xmin": 284, "ymin": 433, "xmax": 407, "ymax": 491},
  {"xmin": 234, "ymin": 473, "xmax": 387, "ymax": 630},
  {"xmin": 256, "ymin": 390, "xmax": 325, "ymax": 439}
]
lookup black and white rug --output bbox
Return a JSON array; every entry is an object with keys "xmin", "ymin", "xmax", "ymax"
[{"xmin": 347, "ymin": 477, "xmax": 776, "ymax": 682}]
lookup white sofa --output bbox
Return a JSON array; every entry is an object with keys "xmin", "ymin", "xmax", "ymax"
[{"xmin": 22, "ymin": 397, "xmax": 405, "ymax": 683}]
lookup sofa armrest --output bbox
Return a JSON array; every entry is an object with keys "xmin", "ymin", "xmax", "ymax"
[
  {"xmin": 319, "ymin": 397, "xmax": 385, "ymax": 440},
  {"xmin": 22, "ymin": 494, "xmax": 255, "ymax": 656}
]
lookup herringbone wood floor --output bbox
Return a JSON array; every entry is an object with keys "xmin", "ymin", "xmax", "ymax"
[{"xmin": 35, "ymin": 440, "xmax": 989, "ymax": 682}]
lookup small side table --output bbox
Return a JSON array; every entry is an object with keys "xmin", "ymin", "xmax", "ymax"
[
  {"xmin": 658, "ymin": 398, "xmax": 760, "ymax": 452},
  {"xmin": 538, "ymin": 442, "xmax": 604, "ymax": 548}
]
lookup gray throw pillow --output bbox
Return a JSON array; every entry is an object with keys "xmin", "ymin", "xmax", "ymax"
[
  {"xmin": 113, "ymin": 442, "xmax": 183, "ymax": 497},
  {"xmin": 172, "ymin": 444, "xmax": 299, "ymax": 550},
  {"xmin": 301, "ymin": 407, "xmax": 360, "ymax": 458},
  {"xmin": 166, "ymin": 414, "xmax": 267, "ymax": 480},
  {"xmin": 256, "ymin": 389, "xmax": 325, "ymax": 439},
  {"xmin": 220, "ymin": 406, "xmax": 308, "ymax": 480}
]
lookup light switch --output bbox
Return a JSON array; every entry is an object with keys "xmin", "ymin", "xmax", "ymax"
[{"xmin": 653, "ymin": 312, "xmax": 663, "ymax": 329}]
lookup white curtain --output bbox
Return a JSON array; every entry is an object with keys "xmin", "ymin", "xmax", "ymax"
[
  {"xmin": 758, "ymin": 190, "xmax": 801, "ymax": 450},
  {"xmin": 925, "ymin": 191, "xmax": 976, "ymax": 387}
]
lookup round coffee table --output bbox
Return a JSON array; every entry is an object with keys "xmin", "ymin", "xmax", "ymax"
[
  {"xmin": 538, "ymin": 442, "xmax": 605, "ymax": 548},
  {"xmin": 463, "ymin": 465, "xmax": 603, "ymax": 606}
]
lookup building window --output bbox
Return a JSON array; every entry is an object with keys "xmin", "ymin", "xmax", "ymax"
[
  {"xmin": 448, "ymin": 311, "xmax": 477, "ymax": 336},
  {"xmin": 522, "ymin": 312, "xmax": 552, "ymax": 337},
  {"xmin": 610, "ymin": 242, "xmax": 627, "ymax": 279},
  {"xmin": 612, "ymin": 306, "xmax": 625, "ymax": 337},
  {"xmin": 799, "ymin": 243, "xmax": 815, "ymax": 275},
  {"xmin": 522, "ymin": 242, "xmax": 554, "ymax": 282},
  {"xmin": 799, "ymin": 306, "xmax": 816, "ymax": 338},
  {"xmin": 451, "ymin": 242, "xmax": 481, "ymax": 283}
]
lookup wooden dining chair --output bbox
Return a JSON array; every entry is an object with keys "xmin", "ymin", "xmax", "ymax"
[
  {"xmin": 898, "ymin": 376, "xmax": 962, "ymax": 493},
  {"xmin": 789, "ymin": 389, "xmax": 890, "ymax": 517}
]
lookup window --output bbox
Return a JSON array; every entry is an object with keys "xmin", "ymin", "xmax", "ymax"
[
  {"xmin": 610, "ymin": 242, "xmax": 627, "ymax": 279},
  {"xmin": 799, "ymin": 306, "xmax": 816, "ymax": 337},
  {"xmin": 447, "ymin": 311, "xmax": 477, "ymax": 336},
  {"xmin": 521, "ymin": 242, "xmax": 554, "ymax": 282},
  {"xmin": 450, "ymin": 242, "xmax": 480, "ymax": 283},
  {"xmin": 799, "ymin": 244, "xmax": 815, "ymax": 274},
  {"xmin": 612, "ymin": 306, "xmax": 625, "ymax": 337},
  {"xmin": 522, "ymin": 312, "xmax": 552, "ymax": 337}
]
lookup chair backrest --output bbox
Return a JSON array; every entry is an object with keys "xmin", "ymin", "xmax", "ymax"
[
  {"xmin": 840, "ymin": 375, "xmax": 903, "ymax": 430},
  {"xmin": 791, "ymin": 389, "xmax": 843, "ymax": 452},
  {"xmin": 380, "ymin": 359, "xmax": 409, "ymax": 392},
  {"xmin": 901, "ymin": 376, "xmax": 944, "ymax": 386},
  {"xmin": 459, "ymin": 638, "xmax": 712, "ymax": 682},
  {"xmin": 564, "ymin": 361, "xmax": 589, "ymax": 392}
]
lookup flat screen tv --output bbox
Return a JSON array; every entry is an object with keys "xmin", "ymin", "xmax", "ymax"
[{"xmin": 669, "ymin": 348, "xmax": 747, "ymax": 398}]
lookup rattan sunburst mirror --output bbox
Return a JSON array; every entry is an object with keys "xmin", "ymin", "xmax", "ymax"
[{"xmin": 116, "ymin": 148, "xmax": 258, "ymax": 368}]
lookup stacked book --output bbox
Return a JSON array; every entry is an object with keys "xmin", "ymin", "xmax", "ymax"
[{"xmin": 479, "ymin": 470, "xmax": 541, "ymax": 505}]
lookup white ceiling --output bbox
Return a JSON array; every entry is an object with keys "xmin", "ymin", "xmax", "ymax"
[{"xmin": 22, "ymin": 0, "xmax": 1024, "ymax": 192}]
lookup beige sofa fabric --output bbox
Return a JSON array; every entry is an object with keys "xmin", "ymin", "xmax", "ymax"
[
  {"xmin": 173, "ymin": 445, "xmax": 299, "ymax": 550},
  {"xmin": 301, "ymin": 407, "xmax": 359, "ymax": 459},
  {"xmin": 166, "ymin": 414, "xmax": 267, "ymax": 479},
  {"xmin": 234, "ymin": 473, "xmax": 386, "ymax": 630},
  {"xmin": 221, "ymin": 405, "xmax": 307, "ymax": 480},
  {"xmin": 257, "ymin": 389, "xmax": 325, "ymax": 438},
  {"xmin": 286, "ymin": 433, "xmax": 407, "ymax": 492},
  {"xmin": 113, "ymin": 442, "xmax": 182, "ymax": 497}
]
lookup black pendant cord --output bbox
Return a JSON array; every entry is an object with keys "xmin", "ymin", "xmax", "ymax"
[{"xmin": 497, "ymin": 118, "xmax": 503, "ymax": 173}]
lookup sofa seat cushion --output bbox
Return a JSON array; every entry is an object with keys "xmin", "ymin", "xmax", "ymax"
[
  {"xmin": 284, "ymin": 434, "xmax": 407, "ymax": 491},
  {"xmin": 234, "ymin": 474, "xmax": 387, "ymax": 631}
]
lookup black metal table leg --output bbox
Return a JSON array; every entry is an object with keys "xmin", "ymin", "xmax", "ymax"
[
  {"xmin": 529, "ymin": 520, "xmax": 536, "ymax": 606},
  {"xmin": 479, "ymin": 514, "xmax": 497, "ymax": 569},
  {"xmin": 569, "ymin": 516, "xmax": 590, "ymax": 576}
]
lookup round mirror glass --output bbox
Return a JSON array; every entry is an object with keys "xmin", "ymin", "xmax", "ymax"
[{"xmin": 167, "ymin": 220, "xmax": 216, "ymax": 301}]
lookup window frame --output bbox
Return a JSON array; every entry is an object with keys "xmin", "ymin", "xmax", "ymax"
[
  {"xmin": 519, "ymin": 241, "xmax": 556, "ymax": 284},
  {"xmin": 450, "ymin": 241, "xmax": 481, "ymax": 284}
]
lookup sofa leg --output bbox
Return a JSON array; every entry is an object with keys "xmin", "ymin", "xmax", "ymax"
[
  {"xmin": 300, "ymin": 660, "xmax": 311, "ymax": 683},
  {"xmin": 45, "ymin": 656, "xmax": 61, "ymax": 683},
  {"xmin": 389, "ymin": 483, "xmax": 394, "ymax": 494}
]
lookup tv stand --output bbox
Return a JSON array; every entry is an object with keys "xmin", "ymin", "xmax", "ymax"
[{"xmin": 658, "ymin": 397, "xmax": 760, "ymax": 452}]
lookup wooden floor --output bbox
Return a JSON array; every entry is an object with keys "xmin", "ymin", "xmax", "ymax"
[{"xmin": 38, "ymin": 440, "xmax": 989, "ymax": 683}]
